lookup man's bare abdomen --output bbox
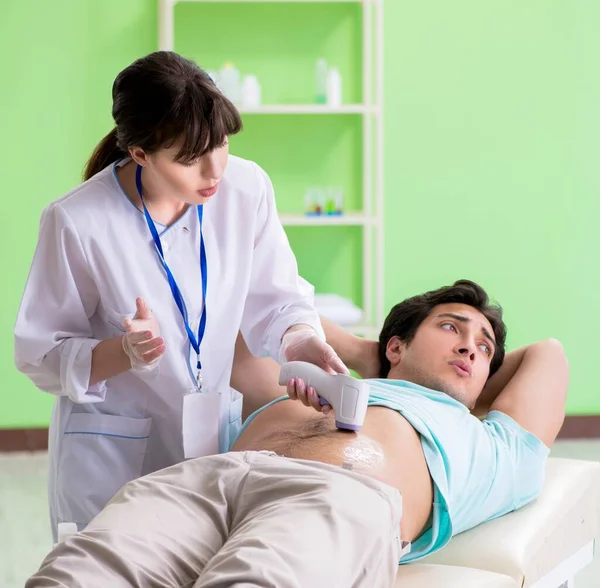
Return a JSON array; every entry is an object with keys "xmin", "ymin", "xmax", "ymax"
[{"xmin": 231, "ymin": 400, "xmax": 433, "ymax": 542}]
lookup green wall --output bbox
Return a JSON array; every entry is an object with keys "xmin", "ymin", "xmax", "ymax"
[
  {"xmin": 2, "ymin": 1, "xmax": 599, "ymax": 428},
  {"xmin": 0, "ymin": 0, "xmax": 157, "ymax": 427},
  {"xmin": 384, "ymin": 1, "xmax": 600, "ymax": 415}
]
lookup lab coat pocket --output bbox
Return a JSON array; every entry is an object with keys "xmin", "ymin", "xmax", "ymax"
[{"xmin": 56, "ymin": 412, "xmax": 151, "ymax": 526}]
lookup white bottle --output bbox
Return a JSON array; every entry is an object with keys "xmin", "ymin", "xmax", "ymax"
[
  {"xmin": 241, "ymin": 75, "xmax": 262, "ymax": 109},
  {"xmin": 326, "ymin": 68, "xmax": 342, "ymax": 108},
  {"xmin": 206, "ymin": 70, "xmax": 219, "ymax": 86},
  {"xmin": 219, "ymin": 62, "xmax": 241, "ymax": 105},
  {"xmin": 315, "ymin": 58, "xmax": 328, "ymax": 104}
]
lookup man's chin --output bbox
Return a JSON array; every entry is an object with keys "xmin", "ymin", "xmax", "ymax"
[
  {"xmin": 416, "ymin": 375, "xmax": 469, "ymax": 406},
  {"xmin": 441, "ymin": 387, "xmax": 470, "ymax": 407}
]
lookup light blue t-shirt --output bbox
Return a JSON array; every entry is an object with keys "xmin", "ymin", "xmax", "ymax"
[{"xmin": 230, "ymin": 378, "xmax": 550, "ymax": 563}]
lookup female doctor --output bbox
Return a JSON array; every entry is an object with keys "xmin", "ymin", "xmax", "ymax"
[{"xmin": 14, "ymin": 51, "xmax": 349, "ymax": 539}]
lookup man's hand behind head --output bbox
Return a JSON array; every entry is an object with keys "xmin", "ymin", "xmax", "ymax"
[{"xmin": 353, "ymin": 338, "xmax": 381, "ymax": 379}]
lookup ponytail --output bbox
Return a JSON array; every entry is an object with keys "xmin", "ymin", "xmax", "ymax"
[{"xmin": 83, "ymin": 128, "xmax": 125, "ymax": 181}]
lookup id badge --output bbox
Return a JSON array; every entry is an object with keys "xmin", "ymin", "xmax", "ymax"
[{"xmin": 182, "ymin": 388, "xmax": 221, "ymax": 459}]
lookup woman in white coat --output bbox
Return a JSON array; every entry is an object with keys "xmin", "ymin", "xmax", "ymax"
[{"xmin": 14, "ymin": 51, "xmax": 350, "ymax": 539}]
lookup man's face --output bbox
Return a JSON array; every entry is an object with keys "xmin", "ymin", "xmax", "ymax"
[{"xmin": 386, "ymin": 303, "xmax": 497, "ymax": 408}]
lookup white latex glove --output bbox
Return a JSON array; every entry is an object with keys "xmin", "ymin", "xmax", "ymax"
[
  {"xmin": 122, "ymin": 297, "xmax": 166, "ymax": 373},
  {"xmin": 280, "ymin": 328, "xmax": 349, "ymax": 414}
]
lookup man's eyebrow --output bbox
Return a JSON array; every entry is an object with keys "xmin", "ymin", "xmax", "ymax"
[
  {"xmin": 437, "ymin": 312, "xmax": 470, "ymax": 323},
  {"xmin": 436, "ymin": 313, "xmax": 496, "ymax": 348}
]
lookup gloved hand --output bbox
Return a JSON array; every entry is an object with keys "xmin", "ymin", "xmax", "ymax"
[
  {"xmin": 279, "ymin": 327, "xmax": 349, "ymax": 414},
  {"xmin": 122, "ymin": 297, "xmax": 166, "ymax": 373}
]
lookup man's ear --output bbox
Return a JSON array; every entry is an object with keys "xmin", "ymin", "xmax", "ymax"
[
  {"xmin": 385, "ymin": 336, "xmax": 405, "ymax": 368},
  {"xmin": 129, "ymin": 147, "xmax": 150, "ymax": 167}
]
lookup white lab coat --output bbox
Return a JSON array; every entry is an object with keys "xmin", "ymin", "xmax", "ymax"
[{"xmin": 14, "ymin": 155, "xmax": 323, "ymax": 538}]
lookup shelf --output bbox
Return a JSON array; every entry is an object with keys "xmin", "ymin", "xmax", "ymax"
[
  {"xmin": 279, "ymin": 213, "xmax": 375, "ymax": 226},
  {"xmin": 239, "ymin": 104, "xmax": 376, "ymax": 115},
  {"xmin": 161, "ymin": 0, "xmax": 385, "ymax": 331},
  {"xmin": 174, "ymin": 0, "xmax": 374, "ymax": 4}
]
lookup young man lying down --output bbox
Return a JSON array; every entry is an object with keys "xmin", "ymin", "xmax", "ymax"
[{"xmin": 27, "ymin": 280, "xmax": 568, "ymax": 588}]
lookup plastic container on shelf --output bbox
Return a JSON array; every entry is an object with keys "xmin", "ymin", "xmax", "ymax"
[
  {"xmin": 326, "ymin": 68, "xmax": 342, "ymax": 108},
  {"xmin": 219, "ymin": 62, "xmax": 241, "ymax": 105},
  {"xmin": 241, "ymin": 75, "xmax": 262, "ymax": 109},
  {"xmin": 315, "ymin": 58, "xmax": 328, "ymax": 104}
]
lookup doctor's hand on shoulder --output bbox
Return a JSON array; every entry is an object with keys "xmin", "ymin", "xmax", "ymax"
[
  {"xmin": 121, "ymin": 297, "xmax": 166, "ymax": 373},
  {"xmin": 281, "ymin": 325, "xmax": 348, "ymax": 415}
]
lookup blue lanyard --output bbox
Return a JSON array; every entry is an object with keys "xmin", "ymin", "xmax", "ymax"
[{"xmin": 135, "ymin": 165, "xmax": 207, "ymax": 387}]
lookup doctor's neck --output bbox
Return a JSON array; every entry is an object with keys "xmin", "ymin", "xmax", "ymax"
[{"xmin": 118, "ymin": 158, "xmax": 190, "ymax": 227}]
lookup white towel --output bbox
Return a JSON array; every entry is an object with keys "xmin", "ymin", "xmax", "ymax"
[{"xmin": 314, "ymin": 294, "xmax": 363, "ymax": 326}]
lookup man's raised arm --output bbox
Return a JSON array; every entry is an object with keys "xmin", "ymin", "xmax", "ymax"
[{"xmin": 481, "ymin": 339, "xmax": 568, "ymax": 446}]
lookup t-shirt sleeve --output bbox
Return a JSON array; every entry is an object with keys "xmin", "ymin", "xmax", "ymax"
[{"xmin": 484, "ymin": 410, "xmax": 551, "ymax": 509}]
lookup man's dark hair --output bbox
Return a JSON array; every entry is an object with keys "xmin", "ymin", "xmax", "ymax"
[{"xmin": 378, "ymin": 280, "xmax": 507, "ymax": 378}]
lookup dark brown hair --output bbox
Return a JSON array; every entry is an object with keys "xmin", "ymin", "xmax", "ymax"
[
  {"xmin": 84, "ymin": 51, "xmax": 242, "ymax": 180},
  {"xmin": 378, "ymin": 279, "xmax": 507, "ymax": 378}
]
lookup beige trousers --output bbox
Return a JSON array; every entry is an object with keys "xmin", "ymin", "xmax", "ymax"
[{"xmin": 27, "ymin": 451, "xmax": 402, "ymax": 588}]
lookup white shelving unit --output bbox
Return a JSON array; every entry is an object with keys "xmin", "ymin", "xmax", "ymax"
[
  {"xmin": 158, "ymin": 0, "xmax": 384, "ymax": 338},
  {"xmin": 239, "ymin": 104, "xmax": 377, "ymax": 115},
  {"xmin": 278, "ymin": 213, "xmax": 375, "ymax": 227}
]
